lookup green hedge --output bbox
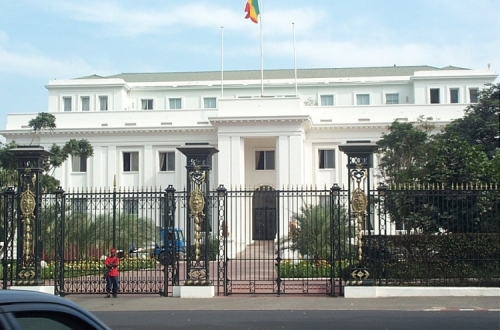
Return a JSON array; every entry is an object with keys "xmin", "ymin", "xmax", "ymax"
[
  {"xmin": 278, "ymin": 260, "xmax": 351, "ymax": 278},
  {"xmin": 363, "ymin": 233, "xmax": 500, "ymax": 286}
]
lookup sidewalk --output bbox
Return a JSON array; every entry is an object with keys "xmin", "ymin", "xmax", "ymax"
[{"xmin": 66, "ymin": 295, "xmax": 500, "ymax": 312}]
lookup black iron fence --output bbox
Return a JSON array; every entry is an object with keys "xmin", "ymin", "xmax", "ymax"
[
  {"xmin": 1, "ymin": 185, "xmax": 499, "ymax": 295},
  {"xmin": 366, "ymin": 185, "xmax": 500, "ymax": 287}
]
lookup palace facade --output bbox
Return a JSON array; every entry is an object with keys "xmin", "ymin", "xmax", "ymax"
[{"xmin": 2, "ymin": 65, "xmax": 497, "ymax": 191}]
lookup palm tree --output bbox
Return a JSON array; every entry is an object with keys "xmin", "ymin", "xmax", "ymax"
[
  {"xmin": 280, "ymin": 203, "xmax": 350, "ymax": 262},
  {"xmin": 39, "ymin": 199, "xmax": 157, "ymax": 261},
  {"xmin": 28, "ymin": 112, "xmax": 56, "ymax": 145}
]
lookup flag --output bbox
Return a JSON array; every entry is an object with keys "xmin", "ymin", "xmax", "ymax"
[{"xmin": 245, "ymin": 0, "xmax": 260, "ymax": 24}]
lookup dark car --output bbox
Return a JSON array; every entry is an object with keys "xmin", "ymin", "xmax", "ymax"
[{"xmin": 0, "ymin": 289, "xmax": 110, "ymax": 330}]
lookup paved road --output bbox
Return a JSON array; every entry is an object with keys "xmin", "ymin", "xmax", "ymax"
[
  {"xmin": 67, "ymin": 295, "xmax": 499, "ymax": 330},
  {"xmin": 67, "ymin": 294, "xmax": 500, "ymax": 312},
  {"xmin": 91, "ymin": 310, "xmax": 499, "ymax": 330}
]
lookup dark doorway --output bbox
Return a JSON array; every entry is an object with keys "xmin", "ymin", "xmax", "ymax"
[{"xmin": 252, "ymin": 186, "xmax": 277, "ymax": 240}]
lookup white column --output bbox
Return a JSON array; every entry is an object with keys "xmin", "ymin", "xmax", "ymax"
[
  {"xmin": 277, "ymin": 133, "xmax": 304, "ymax": 187},
  {"xmin": 277, "ymin": 136, "xmax": 289, "ymax": 187},
  {"xmin": 231, "ymin": 136, "xmax": 244, "ymax": 187},
  {"xmin": 91, "ymin": 145, "xmax": 101, "ymax": 188},
  {"xmin": 288, "ymin": 133, "xmax": 304, "ymax": 186},
  {"xmin": 217, "ymin": 135, "xmax": 244, "ymax": 188},
  {"xmin": 217, "ymin": 135, "xmax": 231, "ymax": 187},
  {"xmin": 108, "ymin": 145, "xmax": 116, "ymax": 188},
  {"xmin": 143, "ymin": 145, "xmax": 153, "ymax": 187}
]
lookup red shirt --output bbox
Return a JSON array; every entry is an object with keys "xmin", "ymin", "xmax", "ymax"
[{"xmin": 105, "ymin": 256, "xmax": 120, "ymax": 277}]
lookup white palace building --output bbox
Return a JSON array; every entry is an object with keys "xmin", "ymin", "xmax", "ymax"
[{"xmin": 1, "ymin": 65, "xmax": 497, "ymax": 191}]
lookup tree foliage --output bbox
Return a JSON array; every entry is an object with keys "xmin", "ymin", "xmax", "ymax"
[
  {"xmin": 0, "ymin": 114, "xmax": 94, "ymax": 192},
  {"xmin": 40, "ymin": 203, "xmax": 157, "ymax": 260},
  {"xmin": 280, "ymin": 203, "xmax": 350, "ymax": 262},
  {"xmin": 377, "ymin": 85, "xmax": 499, "ymax": 234},
  {"xmin": 377, "ymin": 84, "xmax": 500, "ymax": 186},
  {"xmin": 28, "ymin": 112, "xmax": 56, "ymax": 132},
  {"xmin": 442, "ymin": 83, "xmax": 499, "ymax": 159},
  {"xmin": 423, "ymin": 135, "xmax": 490, "ymax": 185},
  {"xmin": 377, "ymin": 119, "xmax": 431, "ymax": 185}
]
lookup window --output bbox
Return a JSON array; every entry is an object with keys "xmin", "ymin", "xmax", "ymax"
[
  {"xmin": 63, "ymin": 97, "xmax": 72, "ymax": 112},
  {"xmin": 169, "ymin": 98, "xmax": 182, "ymax": 109},
  {"xmin": 469, "ymin": 88, "xmax": 479, "ymax": 103},
  {"xmin": 430, "ymin": 88, "xmax": 440, "ymax": 104},
  {"xmin": 356, "ymin": 94, "xmax": 370, "ymax": 105},
  {"xmin": 99, "ymin": 96, "xmax": 108, "ymax": 110},
  {"xmin": 81, "ymin": 96, "xmax": 89, "ymax": 111},
  {"xmin": 159, "ymin": 152, "xmax": 175, "ymax": 171},
  {"xmin": 255, "ymin": 150, "xmax": 275, "ymax": 170},
  {"xmin": 319, "ymin": 149, "xmax": 335, "ymax": 169},
  {"xmin": 204, "ymin": 97, "xmax": 217, "ymax": 108},
  {"xmin": 123, "ymin": 152, "xmax": 139, "ymax": 172},
  {"xmin": 123, "ymin": 198, "xmax": 138, "ymax": 215},
  {"xmin": 141, "ymin": 99, "xmax": 153, "ymax": 110},
  {"xmin": 72, "ymin": 155, "xmax": 87, "ymax": 172},
  {"xmin": 320, "ymin": 95, "xmax": 334, "ymax": 106},
  {"xmin": 14, "ymin": 310, "xmax": 98, "ymax": 330},
  {"xmin": 385, "ymin": 93, "xmax": 399, "ymax": 104},
  {"xmin": 450, "ymin": 89, "xmax": 459, "ymax": 103}
]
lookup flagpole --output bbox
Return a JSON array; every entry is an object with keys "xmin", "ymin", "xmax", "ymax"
[
  {"xmin": 259, "ymin": 0, "xmax": 264, "ymax": 97},
  {"xmin": 221, "ymin": 26, "xmax": 224, "ymax": 98},
  {"xmin": 293, "ymin": 22, "xmax": 298, "ymax": 97}
]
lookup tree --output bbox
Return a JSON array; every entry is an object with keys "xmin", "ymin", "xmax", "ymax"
[
  {"xmin": 442, "ymin": 83, "xmax": 499, "ymax": 159},
  {"xmin": 423, "ymin": 135, "xmax": 490, "ymax": 185},
  {"xmin": 40, "ymin": 203, "xmax": 157, "ymax": 260},
  {"xmin": 376, "ymin": 119, "xmax": 432, "ymax": 185},
  {"xmin": 0, "ymin": 113, "xmax": 95, "ymax": 192},
  {"xmin": 0, "ymin": 142, "xmax": 19, "ymax": 189},
  {"xmin": 378, "ymin": 85, "xmax": 499, "ymax": 186},
  {"xmin": 0, "ymin": 114, "xmax": 94, "ymax": 257},
  {"xmin": 28, "ymin": 112, "xmax": 56, "ymax": 145},
  {"xmin": 376, "ymin": 86, "xmax": 499, "ymax": 234},
  {"xmin": 280, "ymin": 203, "xmax": 349, "ymax": 262}
]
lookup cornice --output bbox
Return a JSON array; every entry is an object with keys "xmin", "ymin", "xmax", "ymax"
[
  {"xmin": 0, "ymin": 126, "xmax": 216, "ymax": 136},
  {"xmin": 310, "ymin": 121, "xmax": 449, "ymax": 130},
  {"xmin": 209, "ymin": 115, "xmax": 311, "ymax": 124}
]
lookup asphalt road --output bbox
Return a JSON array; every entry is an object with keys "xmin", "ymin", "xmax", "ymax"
[
  {"xmin": 93, "ymin": 310, "xmax": 499, "ymax": 330},
  {"xmin": 67, "ymin": 295, "xmax": 500, "ymax": 329}
]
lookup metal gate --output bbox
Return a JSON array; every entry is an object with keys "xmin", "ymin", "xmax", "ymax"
[
  {"xmin": 218, "ymin": 186, "xmax": 347, "ymax": 296},
  {"xmin": 2, "ymin": 182, "xmax": 358, "ymax": 296}
]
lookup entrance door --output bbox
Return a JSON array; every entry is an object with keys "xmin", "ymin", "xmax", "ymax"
[{"xmin": 252, "ymin": 187, "xmax": 277, "ymax": 240}]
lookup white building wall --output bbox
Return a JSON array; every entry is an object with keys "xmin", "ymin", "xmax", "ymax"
[{"xmin": 2, "ymin": 66, "xmax": 497, "ymax": 192}]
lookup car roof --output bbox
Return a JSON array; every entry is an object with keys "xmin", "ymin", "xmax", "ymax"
[
  {"xmin": 0, "ymin": 290, "xmax": 72, "ymax": 305},
  {"xmin": 0, "ymin": 290, "xmax": 110, "ymax": 329}
]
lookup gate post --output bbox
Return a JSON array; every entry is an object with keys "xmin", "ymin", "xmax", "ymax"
[
  {"xmin": 159, "ymin": 185, "xmax": 178, "ymax": 297},
  {"xmin": 177, "ymin": 143, "xmax": 219, "ymax": 297},
  {"xmin": 54, "ymin": 186, "xmax": 65, "ymax": 295},
  {"xmin": 216, "ymin": 184, "xmax": 227, "ymax": 296},
  {"xmin": 330, "ymin": 183, "xmax": 342, "ymax": 296},
  {"xmin": 10, "ymin": 146, "xmax": 51, "ymax": 288},
  {"xmin": 338, "ymin": 141, "xmax": 378, "ymax": 286},
  {"xmin": 2, "ymin": 187, "xmax": 16, "ymax": 289}
]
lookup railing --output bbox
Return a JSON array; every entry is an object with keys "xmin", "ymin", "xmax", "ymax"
[{"xmin": 1, "ymin": 185, "xmax": 498, "ymax": 294}]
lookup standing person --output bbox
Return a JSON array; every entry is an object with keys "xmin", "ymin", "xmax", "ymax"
[{"xmin": 105, "ymin": 248, "xmax": 120, "ymax": 298}]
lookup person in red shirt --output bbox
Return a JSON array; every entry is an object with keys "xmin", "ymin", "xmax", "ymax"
[{"xmin": 105, "ymin": 248, "xmax": 120, "ymax": 298}]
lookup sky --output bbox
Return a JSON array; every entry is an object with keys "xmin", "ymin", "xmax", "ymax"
[{"xmin": 0, "ymin": 0, "xmax": 499, "ymax": 129}]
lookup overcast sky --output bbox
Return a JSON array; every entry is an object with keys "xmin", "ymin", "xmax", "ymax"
[{"xmin": 1, "ymin": 0, "xmax": 499, "ymax": 129}]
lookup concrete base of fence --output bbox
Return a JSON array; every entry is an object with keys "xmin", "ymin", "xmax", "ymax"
[
  {"xmin": 344, "ymin": 286, "xmax": 500, "ymax": 298},
  {"xmin": 175, "ymin": 285, "xmax": 215, "ymax": 298},
  {"xmin": 10, "ymin": 286, "xmax": 55, "ymax": 295}
]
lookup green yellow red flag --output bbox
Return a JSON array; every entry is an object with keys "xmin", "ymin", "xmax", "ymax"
[{"xmin": 245, "ymin": 0, "xmax": 260, "ymax": 23}]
